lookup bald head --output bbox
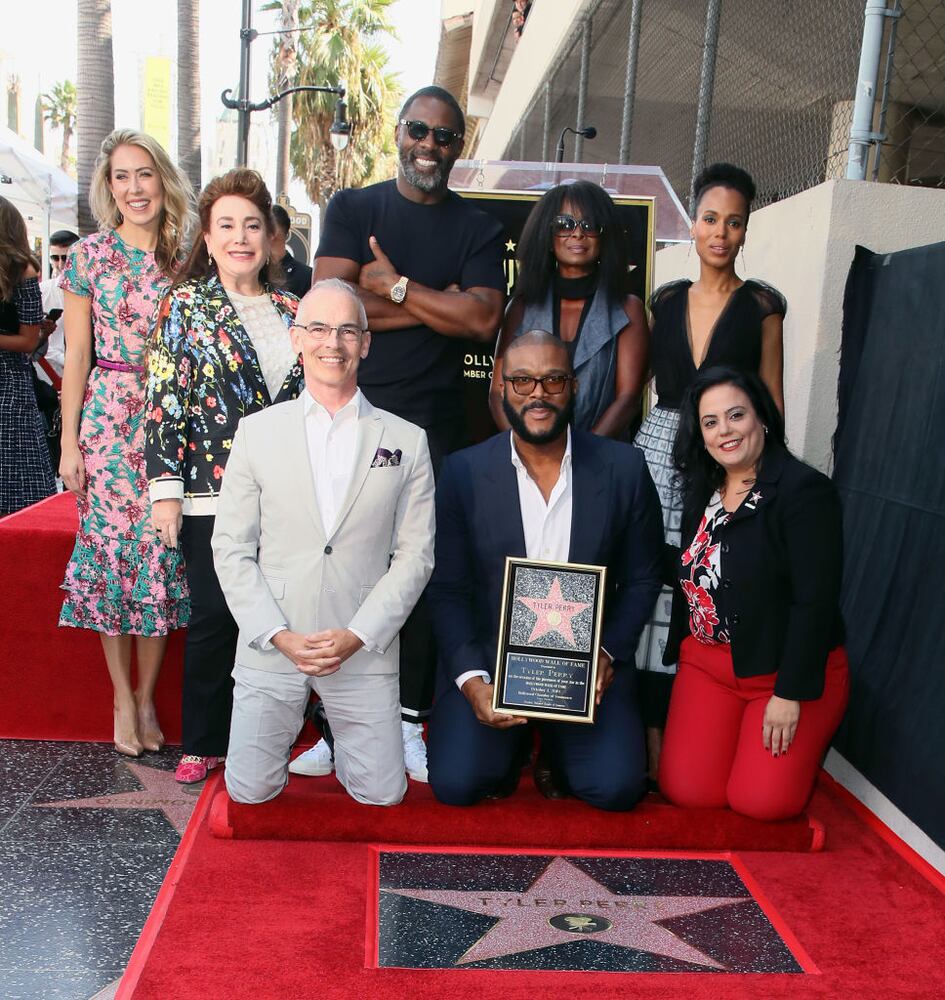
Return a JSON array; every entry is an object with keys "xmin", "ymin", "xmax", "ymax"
[{"xmin": 504, "ymin": 329, "xmax": 572, "ymax": 374}]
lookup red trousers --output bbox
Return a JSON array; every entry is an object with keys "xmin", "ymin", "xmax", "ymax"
[{"xmin": 659, "ymin": 637, "xmax": 850, "ymax": 821}]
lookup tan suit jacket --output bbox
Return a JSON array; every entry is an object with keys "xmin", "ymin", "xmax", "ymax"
[{"xmin": 211, "ymin": 394, "xmax": 435, "ymax": 676}]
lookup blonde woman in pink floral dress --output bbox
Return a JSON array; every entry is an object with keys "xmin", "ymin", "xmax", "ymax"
[{"xmin": 59, "ymin": 130, "xmax": 194, "ymax": 757}]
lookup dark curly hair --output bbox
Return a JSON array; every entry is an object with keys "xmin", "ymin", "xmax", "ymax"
[
  {"xmin": 693, "ymin": 162, "xmax": 757, "ymax": 222},
  {"xmin": 514, "ymin": 181, "xmax": 633, "ymax": 304},
  {"xmin": 175, "ymin": 168, "xmax": 284, "ymax": 289},
  {"xmin": 672, "ymin": 365, "xmax": 786, "ymax": 512}
]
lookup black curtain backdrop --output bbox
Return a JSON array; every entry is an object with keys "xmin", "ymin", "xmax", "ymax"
[{"xmin": 833, "ymin": 242, "xmax": 945, "ymax": 851}]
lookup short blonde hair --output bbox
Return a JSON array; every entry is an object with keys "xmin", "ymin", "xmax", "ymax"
[{"xmin": 89, "ymin": 128, "xmax": 195, "ymax": 275}]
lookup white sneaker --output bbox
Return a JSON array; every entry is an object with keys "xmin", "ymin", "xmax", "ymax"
[
  {"xmin": 288, "ymin": 739, "xmax": 334, "ymax": 776},
  {"xmin": 402, "ymin": 721, "xmax": 429, "ymax": 783}
]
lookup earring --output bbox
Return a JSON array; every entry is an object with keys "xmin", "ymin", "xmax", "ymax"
[
  {"xmin": 763, "ymin": 425, "xmax": 768, "ymax": 435},
  {"xmin": 207, "ymin": 249, "xmax": 214, "ymax": 265},
  {"xmin": 686, "ymin": 239, "xmax": 693, "ymax": 261},
  {"xmin": 739, "ymin": 245, "xmax": 747, "ymax": 272}
]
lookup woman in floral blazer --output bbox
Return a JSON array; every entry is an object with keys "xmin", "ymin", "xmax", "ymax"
[{"xmin": 145, "ymin": 168, "xmax": 303, "ymax": 784}]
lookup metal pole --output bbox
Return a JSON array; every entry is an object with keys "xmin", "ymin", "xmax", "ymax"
[
  {"xmin": 689, "ymin": 0, "xmax": 722, "ymax": 214},
  {"xmin": 541, "ymin": 82, "xmax": 551, "ymax": 163},
  {"xmin": 618, "ymin": 0, "xmax": 644, "ymax": 164},
  {"xmin": 236, "ymin": 0, "xmax": 254, "ymax": 167},
  {"xmin": 847, "ymin": 0, "xmax": 890, "ymax": 180},
  {"xmin": 871, "ymin": 0, "xmax": 901, "ymax": 182},
  {"xmin": 574, "ymin": 17, "xmax": 593, "ymax": 162}
]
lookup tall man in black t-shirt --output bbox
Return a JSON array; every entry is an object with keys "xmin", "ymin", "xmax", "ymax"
[{"xmin": 290, "ymin": 85, "xmax": 505, "ymax": 784}]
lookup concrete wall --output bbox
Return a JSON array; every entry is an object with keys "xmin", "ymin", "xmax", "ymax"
[
  {"xmin": 654, "ymin": 179, "xmax": 945, "ymax": 473},
  {"xmin": 473, "ymin": 0, "xmax": 591, "ymax": 160}
]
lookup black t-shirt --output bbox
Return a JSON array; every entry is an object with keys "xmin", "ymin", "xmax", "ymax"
[
  {"xmin": 280, "ymin": 253, "xmax": 313, "ymax": 299},
  {"xmin": 315, "ymin": 179, "xmax": 505, "ymax": 429}
]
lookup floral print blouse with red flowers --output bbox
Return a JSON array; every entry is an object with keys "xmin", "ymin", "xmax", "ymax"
[{"xmin": 679, "ymin": 493, "xmax": 732, "ymax": 645}]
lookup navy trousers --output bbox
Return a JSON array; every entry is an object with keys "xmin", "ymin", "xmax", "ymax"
[{"xmin": 427, "ymin": 666, "xmax": 647, "ymax": 811}]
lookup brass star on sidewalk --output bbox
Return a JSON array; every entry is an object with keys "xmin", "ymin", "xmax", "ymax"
[
  {"xmin": 34, "ymin": 761, "xmax": 199, "ymax": 835},
  {"xmin": 383, "ymin": 856, "xmax": 745, "ymax": 969}
]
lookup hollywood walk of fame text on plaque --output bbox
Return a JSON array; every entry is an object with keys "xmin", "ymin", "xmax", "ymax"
[{"xmin": 493, "ymin": 558, "xmax": 606, "ymax": 724}]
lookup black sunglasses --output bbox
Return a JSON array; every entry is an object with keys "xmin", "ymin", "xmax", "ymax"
[
  {"xmin": 50, "ymin": 254, "xmax": 69, "ymax": 262},
  {"xmin": 552, "ymin": 214, "xmax": 603, "ymax": 237},
  {"xmin": 399, "ymin": 119, "xmax": 463, "ymax": 147}
]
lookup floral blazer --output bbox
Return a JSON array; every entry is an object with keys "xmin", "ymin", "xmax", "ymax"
[{"xmin": 145, "ymin": 274, "xmax": 302, "ymax": 514}]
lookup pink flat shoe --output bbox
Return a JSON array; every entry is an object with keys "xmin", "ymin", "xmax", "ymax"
[{"xmin": 175, "ymin": 755, "xmax": 224, "ymax": 784}]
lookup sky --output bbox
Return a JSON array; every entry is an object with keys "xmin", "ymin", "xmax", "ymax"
[{"xmin": 0, "ymin": 0, "xmax": 440, "ymax": 214}]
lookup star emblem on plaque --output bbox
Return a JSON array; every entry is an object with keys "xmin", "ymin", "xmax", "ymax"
[
  {"xmin": 494, "ymin": 558, "xmax": 606, "ymax": 723},
  {"xmin": 374, "ymin": 850, "xmax": 810, "ymax": 973}
]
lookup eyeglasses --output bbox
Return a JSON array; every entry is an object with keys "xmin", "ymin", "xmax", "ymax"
[
  {"xmin": 399, "ymin": 119, "xmax": 464, "ymax": 147},
  {"xmin": 552, "ymin": 215, "xmax": 603, "ymax": 237},
  {"xmin": 503, "ymin": 374, "xmax": 573, "ymax": 395},
  {"xmin": 50, "ymin": 254, "xmax": 68, "ymax": 262},
  {"xmin": 291, "ymin": 323, "xmax": 365, "ymax": 343}
]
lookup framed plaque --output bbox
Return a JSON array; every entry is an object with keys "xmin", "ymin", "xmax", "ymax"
[{"xmin": 492, "ymin": 557, "xmax": 607, "ymax": 724}]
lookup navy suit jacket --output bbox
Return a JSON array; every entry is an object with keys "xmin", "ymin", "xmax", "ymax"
[{"xmin": 427, "ymin": 430, "xmax": 665, "ymax": 692}]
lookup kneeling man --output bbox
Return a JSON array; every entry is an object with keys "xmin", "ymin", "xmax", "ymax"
[
  {"xmin": 427, "ymin": 331, "xmax": 663, "ymax": 810},
  {"xmin": 213, "ymin": 278, "xmax": 434, "ymax": 806}
]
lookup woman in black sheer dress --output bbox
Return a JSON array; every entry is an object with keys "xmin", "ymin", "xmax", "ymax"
[{"xmin": 635, "ymin": 163, "xmax": 786, "ymax": 775}]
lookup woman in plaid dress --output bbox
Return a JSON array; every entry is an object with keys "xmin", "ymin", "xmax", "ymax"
[{"xmin": 0, "ymin": 196, "xmax": 56, "ymax": 515}]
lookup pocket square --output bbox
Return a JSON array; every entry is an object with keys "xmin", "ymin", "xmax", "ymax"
[{"xmin": 371, "ymin": 447, "xmax": 402, "ymax": 468}]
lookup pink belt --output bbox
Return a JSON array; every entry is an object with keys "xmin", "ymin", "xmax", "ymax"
[{"xmin": 96, "ymin": 358, "xmax": 145, "ymax": 373}]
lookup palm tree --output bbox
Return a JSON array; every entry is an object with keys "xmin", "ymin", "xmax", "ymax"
[
  {"xmin": 177, "ymin": 0, "xmax": 202, "ymax": 193},
  {"xmin": 42, "ymin": 80, "xmax": 77, "ymax": 175},
  {"xmin": 267, "ymin": 0, "xmax": 402, "ymax": 212},
  {"xmin": 270, "ymin": 0, "xmax": 300, "ymax": 197},
  {"xmin": 77, "ymin": 0, "xmax": 115, "ymax": 234}
]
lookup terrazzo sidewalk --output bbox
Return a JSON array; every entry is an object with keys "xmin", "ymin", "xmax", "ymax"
[{"xmin": 0, "ymin": 740, "xmax": 202, "ymax": 1000}]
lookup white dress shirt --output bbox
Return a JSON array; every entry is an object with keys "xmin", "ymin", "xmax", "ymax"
[
  {"xmin": 259, "ymin": 388, "xmax": 376, "ymax": 652},
  {"xmin": 455, "ymin": 429, "xmax": 573, "ymax": 691}
]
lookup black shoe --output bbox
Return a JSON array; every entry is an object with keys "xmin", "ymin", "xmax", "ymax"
[{"xmin": 305, "ymin": 699, "xmax": 334, "ymax": 756}]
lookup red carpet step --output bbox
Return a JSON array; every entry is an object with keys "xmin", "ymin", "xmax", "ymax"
[
  {"xmin": 210, "ymin": 772, "xmax": 823, "ymax": 852},
  {"xmin": 120, "ymin": 777, "xmax": 945, "ymax": 1000},
  {"xmin": 0, "ymin": 493, "xmax": 185, "ymax": 742}
]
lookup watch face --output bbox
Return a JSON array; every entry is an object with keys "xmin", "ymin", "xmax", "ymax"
[{"xmin": 390, "ymin": 280, "xmax": 407, "ymax": 303}]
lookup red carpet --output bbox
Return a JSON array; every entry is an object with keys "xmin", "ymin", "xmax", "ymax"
[
  {"xmin": 0, "ymin": 493, "xmax": 185, "ymax": 742},
  {"xmin": 119, "ymin": 774, "xmax": 945, "ymax": 999},
  {"xmin": 211, "ymin": 771, "xmax": 822, "ymax": 852}
]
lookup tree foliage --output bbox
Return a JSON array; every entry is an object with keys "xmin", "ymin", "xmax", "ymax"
[
  {"xmin": 43, "ymin": 80, "xmax": 78, "ymax": 176},
  {"xmin": 265, "ymin": 0, "xmax": 403, "ymax": 210}
]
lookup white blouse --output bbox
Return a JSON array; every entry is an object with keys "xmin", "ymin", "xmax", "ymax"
[{"xmin": 227, "ymin": 289, "xmax": 297, "ymax": 399}]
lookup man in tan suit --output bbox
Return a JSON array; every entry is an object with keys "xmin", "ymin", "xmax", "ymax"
[{"xmin": 212, "ymin": 278, "xmax": 435, "ymax": 806}]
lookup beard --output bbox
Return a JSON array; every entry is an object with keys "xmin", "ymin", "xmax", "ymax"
[
  {"xmin": 398, "ymin": 145, "xmax": 449, "ymax": 193},
  {"xmin": 502, "ymin": 394, "xmax": 574, "ymax": 445}
]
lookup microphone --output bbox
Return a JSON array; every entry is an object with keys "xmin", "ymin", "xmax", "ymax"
[{"xmin": 554, "ymin": 124, "xmax": 598, "ymax": 162}]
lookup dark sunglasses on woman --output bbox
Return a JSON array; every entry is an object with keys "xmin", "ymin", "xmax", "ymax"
[
  {"xmin": 552, "ymin": 214, "xmax": 603, "ymax": 237},
  {"xmin": 399, "ymin": 119, "xmax": 464, "ymax": 147}
]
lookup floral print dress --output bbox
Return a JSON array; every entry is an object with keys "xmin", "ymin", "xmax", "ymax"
[{"xmin": 59, "ymin": 230, "xmax": 190, "ymax": 636}]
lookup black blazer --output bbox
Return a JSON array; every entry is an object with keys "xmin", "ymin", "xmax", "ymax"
[
  {"xmin": 664, "ymin": 446, "xmax": 844, "ymax": 701},
  {"xmin": 427, "ymin": 429, "xmax": 665, "ymax": 691}
]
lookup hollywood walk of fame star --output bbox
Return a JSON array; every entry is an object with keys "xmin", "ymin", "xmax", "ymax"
[
  {"xmin": 382, "ymin": 856, "xmax": 745, "ymax": 969},
  {"xmin": 517, "ymin": 576, "xmax": 590, "ymax": 646},
  {"xmin": 34, "ymin": 761, "xmax": 199, "ymax": 835}
]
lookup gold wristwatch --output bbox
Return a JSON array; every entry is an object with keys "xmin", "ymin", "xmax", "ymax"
[{"xmin": 389, "ymin": 275, "xmax": 409, "ymax": 303}]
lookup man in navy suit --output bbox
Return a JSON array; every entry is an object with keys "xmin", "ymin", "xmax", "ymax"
[{"xmin": 426, "ymin": 331, "xmax": 664, "ymax": 810}]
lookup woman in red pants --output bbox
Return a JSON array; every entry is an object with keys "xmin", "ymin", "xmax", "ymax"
[{"xmin": 657, "ymin": 365, "xmax": 849, "ymax": 821}]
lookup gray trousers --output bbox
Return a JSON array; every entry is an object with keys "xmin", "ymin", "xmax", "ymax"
[{"xmin": 225, "ymin": 664, "xmax": 407, "ymax": 807}]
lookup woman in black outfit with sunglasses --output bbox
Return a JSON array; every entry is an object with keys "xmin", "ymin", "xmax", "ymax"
[{"xmin": 490, "ymin": 181, "xmax": 648, "ymax": 439}]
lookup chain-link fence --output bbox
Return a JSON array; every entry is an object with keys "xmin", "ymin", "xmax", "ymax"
[
  {"xmin": 873, "ymin": 0, "xmax": 945, "ymax": 186},
  {"xmin": 503, "ymin": 0, "xmax": 945, "ymax": 218}
]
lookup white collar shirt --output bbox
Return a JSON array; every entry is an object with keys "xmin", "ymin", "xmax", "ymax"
[
  {"xmin": 303, "ymin": 388, "xmax": 362, "ymax": 537},
  {"xmin": 510, "ymin": 427, "xmax": 573, "ymax": 563},
  {"xmin": 454, "ymin": 428, "xmax": 573, "ymax": 691}
]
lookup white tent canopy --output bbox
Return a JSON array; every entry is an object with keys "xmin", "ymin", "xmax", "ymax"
[{"xmin": 0, "ymin": 125, "xmax": 78, "ymax": 273}]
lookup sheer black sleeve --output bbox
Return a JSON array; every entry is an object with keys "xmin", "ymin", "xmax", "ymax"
[{"xmin": 746, "ymin": 279, "xmax": 787, "ymax": 320}]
